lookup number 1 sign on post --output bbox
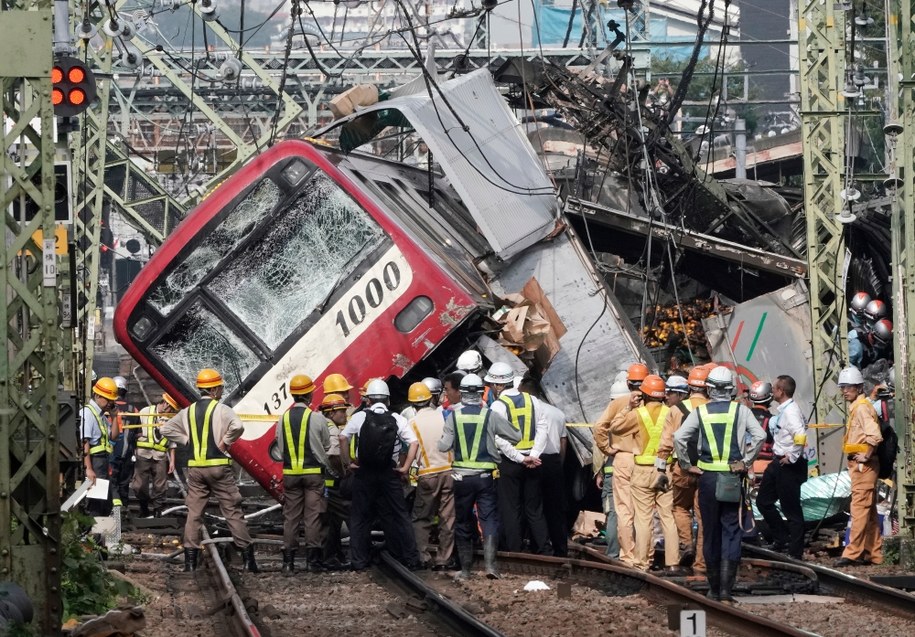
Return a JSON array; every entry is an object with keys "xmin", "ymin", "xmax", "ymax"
[{"xmin": 680, "ymin": 609, "xmax": 706, "ymax": 637}]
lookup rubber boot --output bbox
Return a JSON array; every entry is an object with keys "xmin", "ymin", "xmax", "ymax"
[
  {"xmin": 139, "ymin": 500, "xmax": 150, "ymax": 518},
  {"xmin": 183, "ymin": 548, "xmax": 199, "ymax": 573},
  {"xmin": 705, "ymin": 561, "xmax": 720, "ymax": 601},
  {"xmin": 483, "ymin": 536, "xmax": 500, "ymax": 580},
  {"xmin": 306, "ymin": 548, "xmax": 325, "ymax": 573},
  {"xmin": 719, "ymin": 560, "xmax": 738, "ymax": 603},
  {"xmin": 281, "ymin": 549, "xmax": 295, "ymax": 574},
  {"xmin": 456, "ymin": 543, "xmax": 474, "ymax": 580},
  {"xmin": 242, "ymin": 545, "xmax": 259, "ymax": 573}
]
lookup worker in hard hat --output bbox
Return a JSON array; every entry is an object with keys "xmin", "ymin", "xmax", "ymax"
[
  {"xmin": 486, "ymin": 361, "xmax": 550, "ymax": 554},
  {"xmin": 406, "ymin": 382, "xmax": 456, "ymax": 570},
  {"xmin": 131, "ymin": 393, "xmax": 178, "ymax": 518},
  {"xmin": 848, "ymin": 292, "xmax": 871, "ymax": 330},
  {"xmin": 593, "ymin": 362, "xmax": 649, "ymax": 565},
  {"xmin": 81, "ymin": 377, "xmax": 121, "ymax": 517},
  {"xmin": 275, "ymin": 374, "xmax": 331, "ymax": 573},
  {"xmin": 674, "ymin": 366, "xmax": 766, "ymax": 602},
  {"xmin": 109, "ymin": 375, "xmax": 139, "ymax": 512},
  {"xmin": 323, "ymin": 373, "xmax": 356, "ymax": 416},
  {"xmin": 593, "ymin": 374, "xmax": 629, "ymax": 558},
  {"xmin": 159, "ymin": 368, "xmax": 257, "ymax": 573},
  {"xmin": 669, "ymin": 366, "xmax": 711, "ymax": 572},
  {"xmin": 756, "ymin": 375, "xmax": 808, "ymax": 560},
  {"xmin": 319, "ymin": 393, "xmax": 353, "ymax": 569},
  {"xmin": 835, "ymin": 366, "xmax": 884, "ymax": 567},
  {"xmin": 608, "ymin": 375, "xmax": 682, "ymax": 573},
  {"xmin": 401, "ymin": 377, "xmax": 444, "ymax": 420},
  {"xmin": 457, "ymin": 349, "xmax": 494, "ymax": 406}
]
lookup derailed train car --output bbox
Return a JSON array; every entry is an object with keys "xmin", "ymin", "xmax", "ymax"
[{"xmin": 114, "ymin": 70, "xmax": 650, "ymax": 500}]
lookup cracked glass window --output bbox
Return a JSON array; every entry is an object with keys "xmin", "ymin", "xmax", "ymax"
[
  {"xmin": 148, "ymin": 179, "xmax": 282, "ymax": 314},
  {"xmin": 150, "ymin": 302, "xmax": 259, "ymax": 396},
  {"xmin": 207, "ymin": 173, "xmax": 384, "ymax": 349}
]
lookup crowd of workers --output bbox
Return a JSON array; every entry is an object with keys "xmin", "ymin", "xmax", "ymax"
[{"xmin": 80, "ymin": 350, "xmax": 891, "ymax": 597}]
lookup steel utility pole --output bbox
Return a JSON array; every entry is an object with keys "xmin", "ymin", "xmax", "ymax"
[
  {"xmin": 797, "ymin": 0, "xmax": 848, "ymax": 449},
  {"xmin": 0, "ymin": 1, "xmax": 63, "ymax": 633}
]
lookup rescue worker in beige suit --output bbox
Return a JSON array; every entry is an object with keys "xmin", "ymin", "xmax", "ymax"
[
  {"xmin": 835, "ymin": 366, "xmax": 884, "ymax": 566},
  {"xmin": 159, "ymin": 368, "xmax": 256, "ymax": 573},
  {"xmin": 609, "ymin": 375, "xmax": 682, "ymax": 572},
  {"xmin": 276, "ymin": 374, "xmax": 331, "ymax": 573},
  {"xmin": 593, "ymin": 362, "xmax": 649, "ymax": 565},
  {"xmin": 131, "ymin": 393, "xmax": 178, "ymax": 517},
  {"xmin": 407, "ymin": 382, "xmax": 456, "ymax": 569}
]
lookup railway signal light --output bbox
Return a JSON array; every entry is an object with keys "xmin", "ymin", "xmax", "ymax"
[{"xmin": 51, "ymin": 56, "xmax": 97, "ymax": 117}]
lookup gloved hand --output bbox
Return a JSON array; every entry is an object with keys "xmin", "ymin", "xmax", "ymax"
[
  {"xmin": 653, "ymin": 471, "xmax": 670, "ymax": 493},
  {"xmin": 729, "ymin": 460, "xmax": 747, "ymax": 474}
]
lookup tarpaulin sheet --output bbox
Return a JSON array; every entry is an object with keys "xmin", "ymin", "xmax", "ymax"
[{"xmin": 752, "ymin": 471, "xmax": 851, "ymax": 522}]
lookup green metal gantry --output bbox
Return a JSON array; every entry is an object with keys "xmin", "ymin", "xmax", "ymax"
[
  {"xmin": 797, "ymin": 1, "xmax": 848, "ymax": 445},
  {"xmin": 0, "ymin": 2, "xmax": 62, "ymax": 634},
  {"xmin": 887, "ymin": 0, "xmax": 915, "ymax": 535}
]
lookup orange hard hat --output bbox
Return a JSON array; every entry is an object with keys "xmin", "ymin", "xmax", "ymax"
[
  {"xmin": 640, "ymin": 375, "xmax": 667, "ymax": 399},
  {"xmin": 627, "ymin": 362, "xmax": 650, "ymax": 383},
  {"xmin": 290, "ymin": 374, "xmax": 316, "ymax": 396},
  {"xmin": 323, "ymin": 373, "xmax": 353, "ymax": 394},
  {"xmin": 93, "ymin": 377, "xmax": 119, "ymax": 401},
  {"xmin": 407, "ymin": 382, "xmax": 433, "ymax": 403},
  {"xmin": 319, "ymin": 393, "xmax": 350, "ymax": 412},
  {"xmin": 162, "ymin": 393, "xmax": 178, "ymax": 410},
  {"xmin": 196, "ymin": 368, "xmax": 224, "ymax": 389},
  {"xmin": 687, "ymin": 366, "xmax": 710, "ymax": 388},
  {"xmin": 700, "ymin": 362, "xmax": 717, "ymax": 371}
]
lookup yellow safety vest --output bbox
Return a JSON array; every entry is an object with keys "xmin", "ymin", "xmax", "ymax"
[
  {"xmin": 188, "ymin": 399, "xmax": 232, "ymax": 467},
  {"xmin": 499, "ymin": 392, "xmax": 536, "ymax": 451},
  {"xmin": 453, "ymin": 409, "xmax": 496, "ymax": 470},
  {"xmin": 282, "ymin": 406, "xmax": 322, "ymax": 476},
  {"xmin": 696, "ymin": 403, "xmax": 739, "ymax": 471},
  {"xmin": 136, "ymin": 407, "xmax": 169, "ymax": 453},
  {"xmin": 634, "ymin": 405, "xmax": 672, "ymax": 465},
  {"xmin": 842, "ymin": 397, "xmax": 876, "ymax": 455},
  {"xmin": 86, "ymin": 403, "xmax": 112, "ymax": 455}
]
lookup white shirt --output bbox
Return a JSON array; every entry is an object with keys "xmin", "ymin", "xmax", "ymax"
[
  {"xmin": 770, "ymin": 398, "xmax": 807, "ymax": 463},
  {"xmin": 489, "ymin": 389, "xmax": 550, "ymax": 459},
  {"xmin": 538, "ymin": 401, "xmax": 568, "ymax": 455},
  {"xmin": 341, "ymin": 403, "xmax": 417, "ymax": 462}
]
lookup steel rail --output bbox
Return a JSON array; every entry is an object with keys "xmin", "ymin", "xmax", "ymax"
[
  {"xmin": 495, "ymin": 548, "xmax": 815, "ymax": 637},
  {"xmin": 198, "ymin": 527, "xmax": 261, "ymax": 637},
  {"xmin": 743, "ymin": 544, "xmax": 915, "ymax": 620},
  {"xmin": 374, "ymin": 551, "xmax": 505, "ymax": 637}
]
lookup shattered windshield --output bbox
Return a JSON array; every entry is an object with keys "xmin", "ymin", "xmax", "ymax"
[
  {"xmin": 207, "ymin": 173, "xmax": 384, "ymax": 349},
  {"xmin": 148, "ymin": 179, "xmax": 282, "ymax": 314},
  {"xmin": 150, "ymin": 301, "xmax": 260, "ymax": 395}
]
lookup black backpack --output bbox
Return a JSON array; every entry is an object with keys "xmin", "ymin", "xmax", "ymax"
[
  {"xmin": 876, "ymin": 402, "xmax": 898, "ymax": 480},
  {"xmin": 357, "ymin": 410, "xmax": 399, "ymax": 471}
]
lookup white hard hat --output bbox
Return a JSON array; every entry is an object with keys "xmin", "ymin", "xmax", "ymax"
[
  {"xmin": 456, "ymin": 350, "xmax": 483, "ymax": 373},
  {"xmin": 665, "ymin": 375, "xmax": 690, "ymax": 394},
  {"xmin": 484, "ymin": 361, "xmax": 514, "ymax": 384},
  {"xmin": 421, "ymin": 377, "xmax": 443, "ymax": 394},
  {"xmin": 609, "ymin": 380, "xmax": 629, "ymax": 399},
  {"xmin": 459, "ymin": 374, "xmax": 485, "ymax": 393},
  {"xmin": 837, "ymin": 366, "xmax": 865, "ymax": 386},
  {"xmin": 706, "ymin": 366, "xmax": 734, "ymax": 390},
  {"xmin": 365, "ymin": 379, "xmax": 390, "ymax": 399},
  {"xmin": 113, "ymin": 375, "xmax": 128, "ymax": 391}
]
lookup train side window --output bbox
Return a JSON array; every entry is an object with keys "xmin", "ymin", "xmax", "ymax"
[{"xmin": 394, "ymin": 296, "xmax": 433, "ymax": 333}]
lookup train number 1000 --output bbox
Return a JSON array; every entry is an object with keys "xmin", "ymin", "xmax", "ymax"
[{"xmin": 334, "ymin": 261, "xmax": 402, "ymax": 338}]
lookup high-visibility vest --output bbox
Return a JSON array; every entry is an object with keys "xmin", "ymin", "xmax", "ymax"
[
  {"xmin": 188, "ymin": 398, "xmax": 232, "ymax": 467},
  {"xmin": 499, "ymin": 392, "xmax": 536, "ymax": 451},
  {"xmin": 602, "ymin": 462, "xmax": 614, "ymax": 475},
  {"xmin": 696, "ymin": 402, "xmax": 740, "ymax": 471},
  {"xmin": 453, "ymin": 405, "xmax": 496, "ymax": 470},
  {"xmin": 136, "ymin": 406, "xmax": 169, "ymax": 453},
  {"xmin": 634, "ymin": 405, "xmax": 672, "ymax": 465},
  {"xmin": 86, "ymin": 402, "xmax": 112, "ymax": 455},
  {"xmin": 842, "ymin": 397, "xmax": 877, "ymax": 455},
  {"xmin": 282, "ymin": 405, "xmax": 322, "ymax": 476}
]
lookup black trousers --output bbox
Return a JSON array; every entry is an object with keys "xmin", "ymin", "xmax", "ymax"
[
  {"xmin": 349, "ymin": 468, "xmax": 419, "ymax": 570},
  {"xmin": 497, "ymin": 459, "xmax": 549, "ymax": 554},
  {"xmin": 323, "ymin": 483, "xmax": 351, "ymax": 561},
  {"xmin": 110, "ymin": 456, "xmax": 134, "ymax": 507},
  {"xmin": 454, "ymin": 472, "xmax": 499, "ymax": 542},
  {"xmin": 540, "ymin": 453, "xmax": 568, "ymax": 556},
  {"xmin": 756, "ymin": 456, "xmax": 807, "ymax": 558},
  {"xmin": 86, "ymin": 455, "xmax": 112, "ymax": 517},
  {"xmin": 697, "ymin": 471, "xmax": 742, "ymax": 565}
]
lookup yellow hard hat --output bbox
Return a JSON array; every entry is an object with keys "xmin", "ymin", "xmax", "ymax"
[
  {"xmin": 196, "ymin": 368, "xmax": 224, "ymax": 389},
  {"xmin": 162, "ymin": 393, "xmax": 178, "ymax": 410},
  {"xmin": 93, "ymin": 377, "xmax": 119, "ymax": 401},
  {"xmin": 319, "ymin": 393, "xmax": 350, "ymax": 412},
  {"xmin": 323, "ymin": 373, "xmax": 353, "ymax": 394},
  {"xmin": 407, "ymin": 382, "xmax": 433, "ymax": 403},
  {"xmin": 290, "ymin": 374, "xmax": 316, "ymax": 396}
]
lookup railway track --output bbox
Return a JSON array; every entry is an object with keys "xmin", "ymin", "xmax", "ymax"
[{"xmin": 743, "ymin": 544, "xmax": 915, "ymax": 621}]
